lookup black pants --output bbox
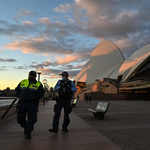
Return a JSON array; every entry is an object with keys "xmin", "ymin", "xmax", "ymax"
[
  {"xmin": 17, "ymin": 102, "xmax": 38, "ymax": 133},
  {"xmin": 52, "ymin": 100, "xmax": 72, "ymax": 131}
]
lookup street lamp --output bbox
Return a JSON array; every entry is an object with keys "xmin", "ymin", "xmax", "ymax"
[
  {"xmin": 42, "ymin": 79, "xmax": 47, "ymax": 85},
  {"xmin": 35, "ymin": 66, "xmax": 44, "ymax": 81},
  {"xmin": 42, "ymin": 79, "xmax": 48, "ymax": 91},
  {"xmin": 42, "ymin": 79, "xmax": 48, "ymax": 105}
]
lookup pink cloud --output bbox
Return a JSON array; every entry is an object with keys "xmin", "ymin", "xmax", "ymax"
[
  {"xmin": 22, "ymin": 21, "xmax": 33, "ymax": 26},
  {"xmin": 5, "ymin": 36, "xmax": 50, "ymax": 54},
  {"xmin": 5, "ymin": 40, "xmax": 38, "ymax": 54},
  {"xmin": 56, "ymin": 53, "xmax": 87, "ymax": 64},
  {"xmin": 38, "ymin": 18, "xmax": 51, "ymax": 24}
]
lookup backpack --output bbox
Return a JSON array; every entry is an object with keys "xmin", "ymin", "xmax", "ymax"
[{"xmin": 58, "ymin": 80, "xmax": 73, "ymax": 99}]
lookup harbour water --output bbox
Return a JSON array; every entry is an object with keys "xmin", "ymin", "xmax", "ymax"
[{"xmin": 0, "ymin": 99, "xmax": 18, "ymax": 107}]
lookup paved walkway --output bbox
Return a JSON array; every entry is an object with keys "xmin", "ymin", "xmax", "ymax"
[
  {"xmin": 73, "ymin": 100, "xmax": 150, "ymax": 150},
  {"xmin": 0, "ymin": 101, "xmax": 121, "ymax": 150}
]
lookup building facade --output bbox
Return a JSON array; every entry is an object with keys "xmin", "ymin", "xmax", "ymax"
[{"xmin": 74, "ymin": 40, "xmax": 150, "ymax": 100}]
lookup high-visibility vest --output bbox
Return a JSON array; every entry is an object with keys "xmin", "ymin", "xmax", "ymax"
[{"xmin": 20, "ymin": 79, "xmax": 41, "ymax": 91}]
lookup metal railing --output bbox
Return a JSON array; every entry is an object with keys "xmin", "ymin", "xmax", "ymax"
[
  {"xmin": 0, "ymin": 97, "xmax": 18, "ymax": 119},
  {"xmin": 0, "ymin": 93, "xmax": 50, "ymax": 118}
]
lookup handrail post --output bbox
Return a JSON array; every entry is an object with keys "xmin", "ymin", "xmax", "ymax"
[{"xmin": 1, "ymin": 98, "xmax": 18, "ymax": 119}]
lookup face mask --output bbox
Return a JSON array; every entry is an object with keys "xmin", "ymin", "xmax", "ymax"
[{"xmin": 62, "ymin": 77, "xmax": 66, "ymax": 80}]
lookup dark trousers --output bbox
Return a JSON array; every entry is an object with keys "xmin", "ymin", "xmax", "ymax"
[
  {"xmin": 17, "ymin": 102, "xmax": 38, "ymax": 133},
  {"xmin": 53, "ymin": 100, "xmax": 72, "ymax": 131}
]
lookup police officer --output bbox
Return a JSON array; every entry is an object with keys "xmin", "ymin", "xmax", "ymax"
[
  {"xmin": 15, "ymin": 71, "xmax": 44, "ymax": 139},
  {"xmin": 49, "ymin": 71, "xmax": 77, "ymax": 133}
]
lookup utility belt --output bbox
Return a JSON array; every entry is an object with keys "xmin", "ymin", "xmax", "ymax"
[{"xmin": 57, "ymin": 95, "xmax": 71, "ymax": 101}]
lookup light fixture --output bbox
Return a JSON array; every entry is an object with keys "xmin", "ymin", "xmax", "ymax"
[{"xmin": 35, "ymin": 66, "xmax": 44, "ymax": 81}]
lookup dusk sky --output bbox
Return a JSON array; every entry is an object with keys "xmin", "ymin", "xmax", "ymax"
[{"xmin": 1, "ymin": 0, "xmax": 150, "ymax": 90}]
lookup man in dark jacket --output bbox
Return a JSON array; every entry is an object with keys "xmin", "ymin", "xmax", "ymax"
[
  {"xmin": 15, "ymin": 70, "xmax": 44, "ymax": 139},
  {"xmin": 49, "ymin": 71, "xmax": 77, "ymax": 133}
]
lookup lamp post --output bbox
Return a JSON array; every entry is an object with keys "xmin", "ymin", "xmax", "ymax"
[
  {"xmin": 35, "ymin": 66, "xmax": 44, "ymax": 81},
  {"xmin": 45, "ymin": 84, "xmax": 49, "ymax": 102},
  {"xmin": 42, "ymin": 79, "xmax": 47, "ymax": 105},
  {"xmin": 35, "ymin": 66, "xmax": 44, "ymax": 111},
  {"xmin": 42, "ymin": 79, "xmax": 47, "ymax": 86}
]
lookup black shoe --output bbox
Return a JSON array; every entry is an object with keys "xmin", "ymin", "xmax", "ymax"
[
  {"xmin": 62, "ymin": 128, "xmax": 68, "ymax": 132},
  {"xmin": 26, "ymin": 132, "xmax": 31, "ymax": 139},
  {"xmin": 48, "ymin": 129, "xmax": 58, "ymax": 133}
]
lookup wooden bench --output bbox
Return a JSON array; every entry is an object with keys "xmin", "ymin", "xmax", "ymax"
[
  {"xmin": 88, "ymin": 102, "xmax": 110, "ymax": 120},
  {"xmin": 72, "ymin": 99, "xmax": 78, "ymax": 107}
]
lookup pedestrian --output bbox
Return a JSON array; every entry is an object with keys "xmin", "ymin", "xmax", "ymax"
[
  {"xmin": 89, "ymin": 95, "xmax": 91, "ymax": 103},
  {"xmin": 77, "ymin": 95, "xmax": 79, "ymax": 101},
  {"xmin": 49, "ymin": 71, "xmax": 77, "ymax": 133},
  {"xmin": 15, "ymin": 71, "xmax": 44, "ymax": 139},
  {"xmin": 85, "ymin": 94, "xmax": 88, "ymax": 105}
]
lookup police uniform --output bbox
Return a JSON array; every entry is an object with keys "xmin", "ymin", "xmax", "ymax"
[
  {"xmin": 15, "ymin": 78, "xmax": 44, "ymax": 135},
  {"xmin": 51, "ymin": 78, "xmax": 77, "ymax": 132}
]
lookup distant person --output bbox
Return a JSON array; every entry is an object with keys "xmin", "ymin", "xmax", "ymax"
[
  {"xmin": 15, "ymin": 71, "xmax": 44, "ymax": 139},
  {"xmin": 3, "ymin": 87, "xmax": 10, "ymax": 96},
  {"xmin": 77, "ymin": 95, "xmax": 79, "ymax": 101},
  {"xmin": 49, "ymin": 71, "xmax": 77, "ymax": 133},
  {"xmin": 85, "ymin": 95, "xmax": 88, "ymax": 105},
  {"xmin": 0, "ymin": 90, "xmax": 4, "ymax": 96},
  {"xmin": 89, "ymin": 95, "xmax": 91, "ymax": 103}
]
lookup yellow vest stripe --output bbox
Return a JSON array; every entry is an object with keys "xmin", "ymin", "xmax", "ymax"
[{"xmin": 20, "ymin": 79, "xmax": 41, "ymax": 91}]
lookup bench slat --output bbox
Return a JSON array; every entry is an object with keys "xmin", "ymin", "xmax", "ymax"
[
  {"xmin": 96, "ymin": 102, "xmax": 109, "ymax": 112},
  {"xmin": 88, "ymin": 102, "xmax": 110, "ymax": 120},
  {"xmin": 88, "ymin": 109, "xmax": 96, "ymax": 113}
]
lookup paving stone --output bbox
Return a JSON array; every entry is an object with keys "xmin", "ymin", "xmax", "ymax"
[
  {"xmin": 74, "ymin": 100, "xmax": 150, "ymax": 150},
  {"xmin": 0, "ymin": 100, "xmax": 121, "ymax": 150}
]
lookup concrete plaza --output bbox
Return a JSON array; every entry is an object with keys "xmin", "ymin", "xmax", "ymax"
[
  {"xmin": 74, "ymin": 100, "xmax": 150, "ymax": 150},
  {"xmin": 1, "ymin": 100, "xmax": 150, "ymax": 150}
]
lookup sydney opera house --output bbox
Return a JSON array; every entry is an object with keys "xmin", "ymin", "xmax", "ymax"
[{"xmin": 74, "ymin": 40, "xmax": 150, "ymax": 100}]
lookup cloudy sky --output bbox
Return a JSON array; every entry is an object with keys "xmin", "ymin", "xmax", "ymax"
[{"xmin": 0, "ymin": 0, "xmax": 150, "ymax": 90}]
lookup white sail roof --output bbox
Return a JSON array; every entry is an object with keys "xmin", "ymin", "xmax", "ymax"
[
  {"xmin": 74, "ymin": 61, "xmax": 88, "ymax": 84},
  {"xmin": 75, "ymin": 39, "xmax": 125, "ymax": 85},
  {"xmin": 119, "ymin": 44, "xmax": 150, "ymax": 82}
]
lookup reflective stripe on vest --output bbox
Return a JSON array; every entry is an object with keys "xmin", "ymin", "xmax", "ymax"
[{"xmin": 20, "ymin": 79, "xmax": 41, "ymax": 91}]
